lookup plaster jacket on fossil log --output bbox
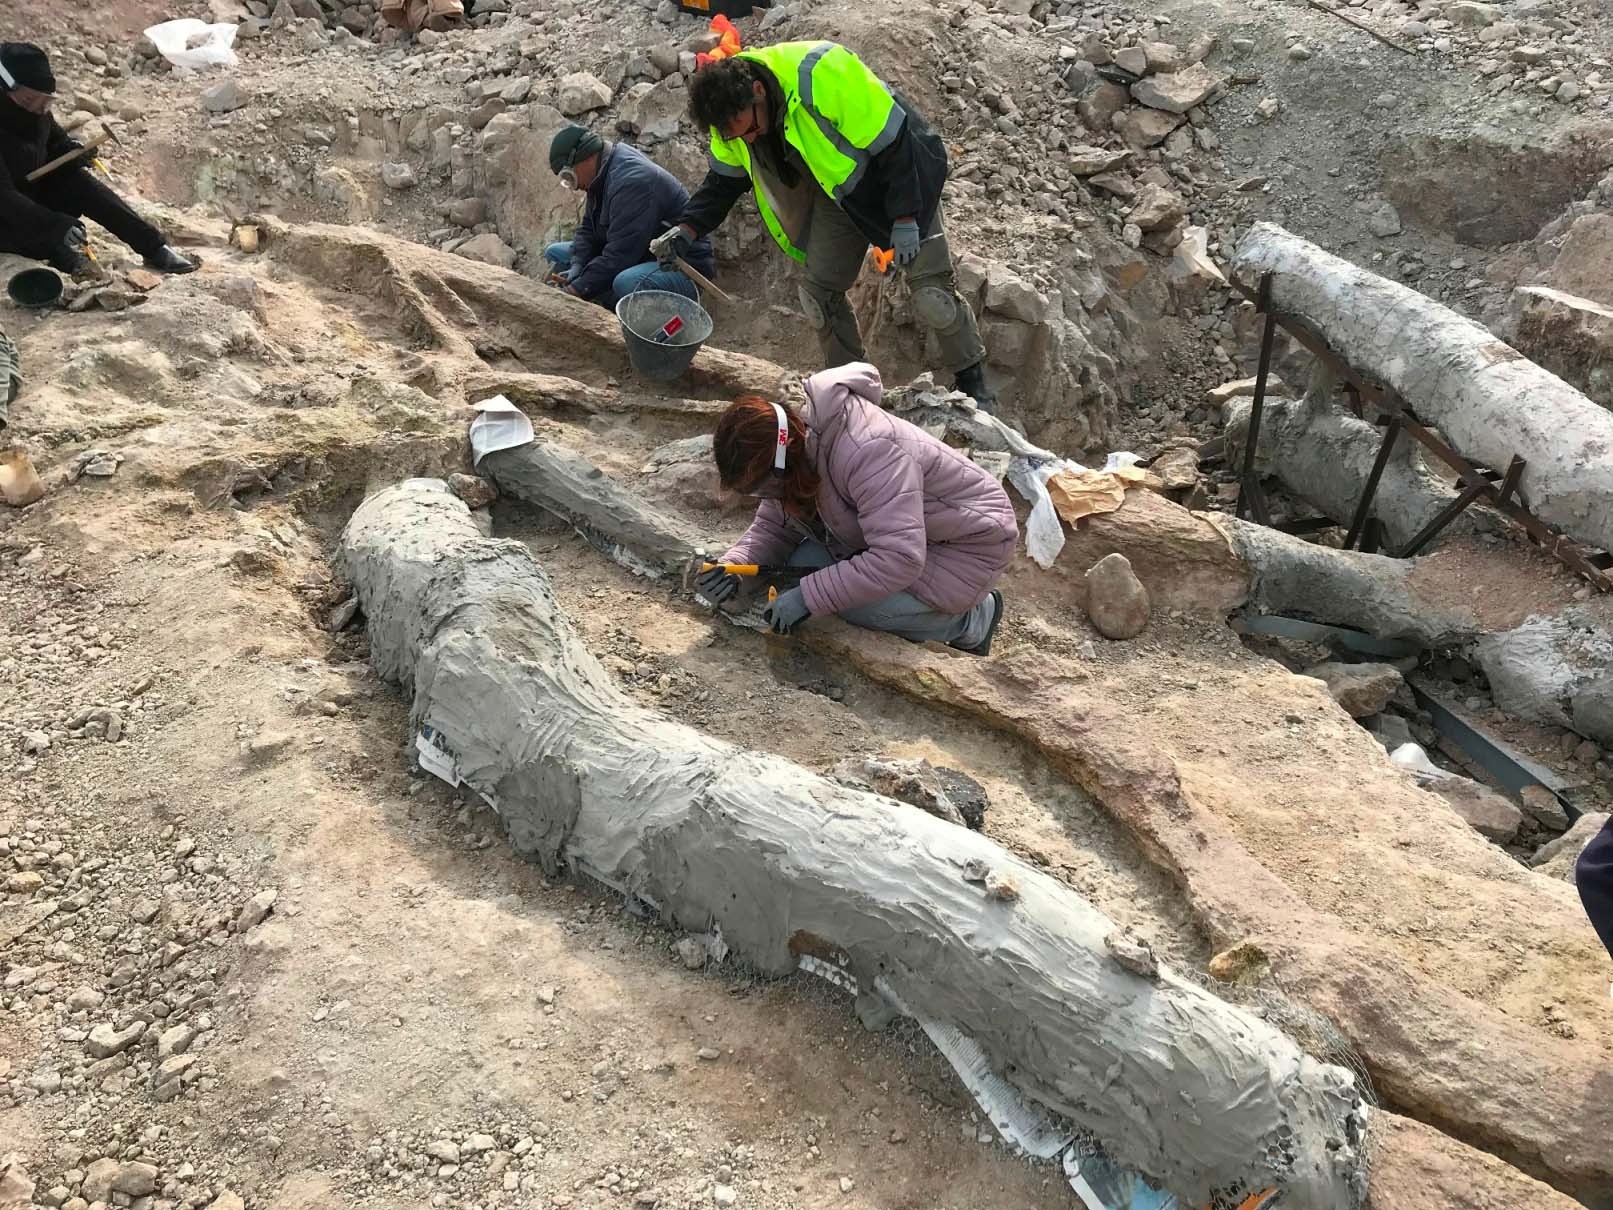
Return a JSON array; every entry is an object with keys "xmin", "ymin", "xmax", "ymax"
[
  {"xmin": 1233, "ymin": 222, "xmax": 1613, "ymax": 555},
  {"xmin": 341, "ymin": 479, "xmax": 1369, "ymax": 1209}
]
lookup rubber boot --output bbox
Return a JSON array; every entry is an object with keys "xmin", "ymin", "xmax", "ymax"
[{"xmin": 954, "ymin": 360, "xmax": 997, "ymax": 414}]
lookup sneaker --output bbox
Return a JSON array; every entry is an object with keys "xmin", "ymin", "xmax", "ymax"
[
  {"xmin": 144, "ymin": 245, "xmax": 199, "ymax": 274},
  {"xmin": 954, "ymin": 361, "xmax": 998, "ymax": 414},
  {"xmin": 952, "ymin": 590, "xmax": 1004, "ymax": 657}
]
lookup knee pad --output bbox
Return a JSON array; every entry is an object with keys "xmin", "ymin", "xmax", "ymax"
[
  {"xmin": 912, "ymin": 285, "xmax": 961, "ymax": 334},
  {"xmin": 797, "ymin": 283, "xmax": 829, "ymax": 331}
]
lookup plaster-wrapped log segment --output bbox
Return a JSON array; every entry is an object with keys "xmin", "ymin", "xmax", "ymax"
[
  {"xmin": 340, "ymin": 478, "xmax": 1370, "ymax": 1209},
  {"xmin": 1232, "ymin": 222, "xmax": 1613, "ymax": 555}
]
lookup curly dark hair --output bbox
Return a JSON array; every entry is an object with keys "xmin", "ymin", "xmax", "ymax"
[{"xmin": 688, "ymin": 57, "xmax": 761, "ymax": 132}]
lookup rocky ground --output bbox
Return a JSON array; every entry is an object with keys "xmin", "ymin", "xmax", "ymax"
[{"xmin": 5, "ymin": 0, "xmax": 1613, "ymax": 1207}]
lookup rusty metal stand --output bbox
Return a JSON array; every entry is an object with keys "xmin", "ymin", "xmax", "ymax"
[
  {"xmin": 1234, "ymin": 274, "xmax": 1276, "ymax": 526},
  {"xmin": 1227, "ymin": 273, "xmax": 1613, "ymax": 591}
]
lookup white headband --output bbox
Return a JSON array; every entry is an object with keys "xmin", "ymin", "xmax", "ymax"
[{"xmin": 770, "ymin": 402, "xmax": 788, "ymax": 474}]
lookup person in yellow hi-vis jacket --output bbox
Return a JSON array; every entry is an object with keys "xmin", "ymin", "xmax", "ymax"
[{"xmin": 654, "ymin": 42, "xmax": 996, "ymax": 412}]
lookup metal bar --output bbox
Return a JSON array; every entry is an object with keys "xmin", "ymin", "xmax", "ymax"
[
  {"xmin": 1234, "ymin": 612, "xmax": 1421, "ymax": 658},
  {"xmin": 1236, "ymin": 274, "xmax": 1278, "ymax": 522},
  {"xmin": 1274, "ymin": 516, "xmax": 1336, "ymax": 535},
  {"xmin": 1399, "ymin": 475, "xmax": 1493, "ymax": 557},
  {"xmin": 1495, "ymin": 455, "xmax": 1525, "ymax": 508},
  {"xmin": 1406, "ymin": 678, "xmax": 1583, "ymax": 823},
  {"xmin": 1344, "ymin": 417, "xmax": 1401, "ymax": 550}
]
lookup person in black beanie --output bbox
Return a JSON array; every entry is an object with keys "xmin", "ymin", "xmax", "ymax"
[{"xmin": 0, "ymin": 42, "xmax": 196, "ymax": 276}]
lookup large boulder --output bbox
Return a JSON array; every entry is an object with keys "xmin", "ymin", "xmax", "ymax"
[
  {"xmin": 456, "ymin": 233, "xmax": 518, "ymax": 269},
  {"xmin": 1084, "ymin": 552, "xmax": 1151, "ymax": 640}
]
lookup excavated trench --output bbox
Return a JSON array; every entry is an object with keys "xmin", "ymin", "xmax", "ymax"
[{"xmin": 9, "ymin": 195, "xmax": 1610, "ymax": 1205}]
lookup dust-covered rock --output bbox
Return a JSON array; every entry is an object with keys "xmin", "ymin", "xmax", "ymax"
[
  {"xmin": 456, "ymin": 233, "xmax": 519, "ymax": 269},
  {"xmin": 558, "ymin": 72, "xmax": 613, "ymax": 115},
  {"xmin": 1532, "ymin": 811, "xmax": 1610, "ymax": 879},
  {"xmin": 1084, "ymin": 553, "xmax": 1150, "ymax": 640},
  {"xmin": 1303, "ymin": 661, "xmax": 1403, "ymax": 718},
  {"xmin": 1432, "ymin": 777, "xmax": 1524, "ymax": 843}
]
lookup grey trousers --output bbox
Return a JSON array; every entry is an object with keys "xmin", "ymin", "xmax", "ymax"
[
  {"xmin": 799, "ymin": 201, "xmax": 987, "ymax": 375},
  {"xmin": 788, "ymin": 540, "xmax": 995, "ymax": 648}
]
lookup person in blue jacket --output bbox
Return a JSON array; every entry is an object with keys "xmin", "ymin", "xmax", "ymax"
[{"xmin": 543, "ymin": 124, "xmax": 716, "ymax": 309}]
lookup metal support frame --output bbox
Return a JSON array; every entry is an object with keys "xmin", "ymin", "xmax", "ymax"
[
  {"xmin": 1399, "ymin": 473, "xmax": 1495, "ymax": 558},
  {"xmin": 1344, "ymin": 417, "xmax": 1400, "ymax": 550},
  {"xmin": 1407, "ymin": 678, "xmax": 1583, "ymax": 823},
  {"xmin": 1235, "ymin": 274, "xmax": 1276, "ymax": 527},
  {"xmin": 1227, "ymin": 274, "xmax": 1613, "ymax": 592}
]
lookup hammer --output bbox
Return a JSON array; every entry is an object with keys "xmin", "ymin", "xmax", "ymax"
[{"xmin": 26, "ymin": 125, "xmax": 120, "ymax": 183}]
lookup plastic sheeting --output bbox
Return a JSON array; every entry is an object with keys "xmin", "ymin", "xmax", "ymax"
[{"xmin": 142, "ymin": 19, "xmax": 239, "ymax": 71}]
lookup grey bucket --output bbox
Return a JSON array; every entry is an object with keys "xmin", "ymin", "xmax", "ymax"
[{"xmin": 615, "ymin": 289, "xmax": 713, "ymax": 383}]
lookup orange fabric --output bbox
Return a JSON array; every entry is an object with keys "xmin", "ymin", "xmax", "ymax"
[{"xmin": 695, "ymin": 14, "xmax": 742, "ymax": 68}]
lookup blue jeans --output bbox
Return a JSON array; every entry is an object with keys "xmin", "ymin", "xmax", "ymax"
[
  {"xmin": 543, "ymin": 241, "xmax": 698, "ymax": 310},
  {"xmin": 787, "ymin": 539, "xmax": 997, "ymax": 648}
]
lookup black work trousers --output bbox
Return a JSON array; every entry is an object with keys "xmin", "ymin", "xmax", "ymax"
[
  {"xmin": 0, "ymin": 166, "xmax": 165, "ymax": 267},
  {"xmin": 1578, "ymin": 814, "xmax": 1613, "ymax": 962}
]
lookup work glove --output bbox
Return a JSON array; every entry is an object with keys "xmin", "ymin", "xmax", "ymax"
[
  {"xmin": 64, "ymin": 222, "xmax": 88, "ymax": 249},
  {"xmin": 891, "ymin": 218, "xmax": 922, "ymax": 267},
  {"xmin": 651, "ymin": 225, "xmax": 693, "ymax": 268},
  {"xmin": 695, "ymin": 565, "xmax": 741, "ymax": 607},
  {"xmin": 761, "ymin": 585, "xmax": 811, "ymax": 636}
]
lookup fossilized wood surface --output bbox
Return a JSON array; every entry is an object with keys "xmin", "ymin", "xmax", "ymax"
[
  {"xmin": 480, "ymin": 443, "xmax": 711, "ymax": 577},
  {"xmin": 808, "ymin": 623, "xmax": 1613, "ymax": 1205},
  {"xmin": 461, "ymin": 369, "xmax": 726, "ymax": 419},
  {"xmin": 1365, "ymin": 1114, "xmax": 1584, "ymax": 1210},
  {"xmin": 1234, "ymin": 222, "xmax": 1613, "ymax": 555},
  {"xmin": 1223, "ymin": 371, "xmax": 1473, "ymax": 552},
  {"xmin": 481, "ymin": 450, "xmax": 1613, "ymax": 1203},
  {"xmin": 340, "ymin": 479, "xmax": 1370, "ymax": 1208},
  {"xmin": 259, "ymin": 217, "xmax": 789, "ymax": 399}
]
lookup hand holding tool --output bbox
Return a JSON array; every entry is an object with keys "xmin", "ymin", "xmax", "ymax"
[
  {"xmin": 650, "ymin": 226, "xmax": 733, "ymax": 306},
  {"xmin": 695, "ymin": 565, "xmax": 741, "ymax": 606},
  {"xmin": 890, "ymin": 217, "xmax": 922, "ymax": 266},
  {"xmin": 761, "ymin": 585, "xmax": 810, "ymax": 635},
  {"xmin": 27, "ymin": 125, "xmax": 120, "ymax": 183}
]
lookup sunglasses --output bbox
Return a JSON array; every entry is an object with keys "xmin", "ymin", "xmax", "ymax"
[{"xmin": 726, "ymin": 100, "xmax": 763, "ymax": 143}]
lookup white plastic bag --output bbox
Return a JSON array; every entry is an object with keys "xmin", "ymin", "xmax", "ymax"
[
  {"xmin": 468, "ymin": 394, "xmax": 534, "ymax": 465},
  {"xmin": 143, "ymin": 19, "xmax": 240, "ymax": 71},
  {"xmin": 1389, "ymin": 742, "xmax": 1453, "ymax": 783},
  {"xmin": 1009, "ymin": 457, "xmax": 1085, "ymax": 570}
]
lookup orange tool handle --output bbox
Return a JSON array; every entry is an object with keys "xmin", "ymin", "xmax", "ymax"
[
  {"xmin": 700, "ymin": 561, "xmax": 761, "ymax": 576},
  {"xmin": 871, "ymin": 247, "xmax": 895, "ymax": 274}
]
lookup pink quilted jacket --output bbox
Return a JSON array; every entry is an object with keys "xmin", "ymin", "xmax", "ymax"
[{"xmin": 721, "ymin": 363, "xmax": 1018, "ymax": 617}]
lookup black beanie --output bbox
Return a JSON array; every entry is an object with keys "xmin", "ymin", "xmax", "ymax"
[
  {"xmin": 0, "ymin": 43, "xmax": 56, "ymax": 94},
  {"xmin": 548, "ymin": 124, "xmax": 604, "ymax": 175}
]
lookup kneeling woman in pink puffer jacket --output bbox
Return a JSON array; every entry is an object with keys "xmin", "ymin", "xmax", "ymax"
[{"xmin": 697, "ymin": 363, "xmax": 1018, "ymax": 655}]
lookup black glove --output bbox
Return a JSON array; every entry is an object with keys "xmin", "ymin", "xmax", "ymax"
[
  {"xmin": 761, "ymin": 586, "xmax": 811, "ymax": 635},
  {"xmin": 696, "ymin": 566, "xmax": 741, "ymax": 606},
  {"xmin": 64, "ymin": 223, "xmax": 88, "ymax": 249}
]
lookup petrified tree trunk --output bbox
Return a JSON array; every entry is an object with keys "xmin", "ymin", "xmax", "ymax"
[
  {"xmin": 340, "ymin": 479, "xmax": 1370, "ymax": 1209},
  {"xmin": 1233, "ymin": 222, "xmax": 1613, "ymax": 555},
  {"xmin": 1223, "ymin": 364, "xmax": 1477, "ymax": 552}
]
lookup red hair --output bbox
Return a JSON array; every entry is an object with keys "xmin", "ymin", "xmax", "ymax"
[{"xmin": 713, "ymin": 395, "xmax": 819, "ymax": 516}]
